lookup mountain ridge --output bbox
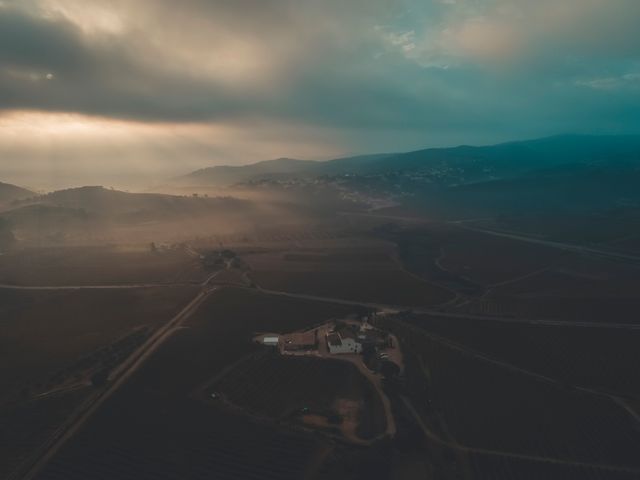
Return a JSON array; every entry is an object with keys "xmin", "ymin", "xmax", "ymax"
[
  {"xmin": 0, "ymin": 181, "xmax": 35, "ymax": 204},
  {"xmin": 175, "ymin": 134, "xmax": 640, "ymax": 187}
]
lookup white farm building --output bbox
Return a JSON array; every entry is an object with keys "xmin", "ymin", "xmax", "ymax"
[
  {"xmin": 262, "ymin": 336, "xmax": 280, "ymax": 347},
  {"xmin": 326, "ymin": 332, "xmax": 362, "ymax": 354}
]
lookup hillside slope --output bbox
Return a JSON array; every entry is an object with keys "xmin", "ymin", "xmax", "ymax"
[{"xmin": 0, "ymin": 181, "xmax": 34, "ymax": 204}]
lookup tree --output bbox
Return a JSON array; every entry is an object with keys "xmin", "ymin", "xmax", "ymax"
[
  {"xmin": 361, "ymin": 343, "xmax": 377, "ymax": 367},
  {"xmin": 220, "ymin": 249, "xmax": 236, "ymax": 259},
  {"xmin": 333, "ymin": 320, "xmax": 347, "ymax": 333}
]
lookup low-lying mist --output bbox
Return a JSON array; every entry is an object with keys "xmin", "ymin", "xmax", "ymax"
[{"xmin": 0, "ymin": 185, "xmax": 324, "ymax": 248}]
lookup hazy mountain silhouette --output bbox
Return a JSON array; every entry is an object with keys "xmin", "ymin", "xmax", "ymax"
[
  {"xmin": 175, "ymin": 158, "xmax": 319, "ymax": 186},
  {"xmin": 24, "ymin": 186, "xmax": 255, "ymax": 220},
  {"xmin": 0, "ymin": 181, "xmax": 34, "ymax": 204},
  {"xmin": 1, "ymin": 186, "xmax": 259, "ymax": 236},
  {"xmin": 177, "ymin": 135, "xmax": 640, "ymax": 187}
]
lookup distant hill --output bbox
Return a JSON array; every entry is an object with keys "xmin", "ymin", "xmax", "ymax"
[
  {"xmin": 0, "ymin": 181, "xmax": 34, "ymax": 204},
  {"xmin": 20, "ymin": 186, "xmax": 254, "ymax": 221},
  {"xmin": 175, "ymin": 158, "xmax": 319, "ymax": 187},
  {"xmin": 302, "ymin": 134, "xmax": 640, "ymax": 185},
  {"xmin": 0, "ymin": 186, "xmax": 261, "ymax": 240},
  {"xmin": 0, "ymin": 181, "xmax": 30, "ymax": 249},
  {"xmin": 180, "ymin": 134, "xmax": 640, "ymax": 218},
  {"xmin": 175, "ymin": 135, "xmax": 640, "ymax": 187},
  {"xmin": 172, "ymin": 154, "xmax": 398, "ymax": 187}
]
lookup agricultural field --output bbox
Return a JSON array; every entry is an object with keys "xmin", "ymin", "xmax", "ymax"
[
  {"xmin": 379, "ymin": 224, "xmax": 566, "ymax": 286},
  {"xmin": 379, "ymin": 223, "xmax": 640, "ymax": 326},
  {"xmin": 0, "ymin": 285, "xmax": 198, "ymax": 478},
  {"xmin": 483, "ymin": 212, "xmax": 640, "ymax": 250},
  {"xmin": 0, "ymin": 389, "xmax": 90, "ymax": 480},
  {"xmin": 241, "ymin": 240, "xmax": 398, "ymax": 273},
  {"xmin": 212, "ymin": 352, "xmax": 386, "ymax": 441},
  {"xmin": 0, "ymin": 286, "xmax": 198, "ymax": 397},
  {"xmin": 8, "ymin": 225, "xmax": 640, "ymax": 480},
  {"xmin": 37, "ymin": 395, "xmax": 324, "ymax": 480},
  {"xmin": 404, "ymin": 314, "xmax": 640, "ymax": 398},
  {"xmin": 436, "ymin": 231, "xmax": 569, "ymax": 286},
  {"xmin": 607, "ymin": 235, "xmax": 640, "ymax": 255},
  {"xmin": 190, "ymin": 223, "xmax": 385, "ymax": 251},
  {"xmin": 488, "ymin": 254, "xmax": 640, "ymax": 297},
  {"xmin": 251, "ymin": 270, "xmax": 453, "ymax": 307},
  {"xmin": 243, "ymin": 244, "xmax": 454, "ymax": 307},
  {"xmin": 385, "ymin": 319, "xmax": 640, "ymax": 471},
  {"xmin": 440, "ymin": 244, "xmax": 640, "ymax": 324},
  {"xmin": 381, "ymin": 228, "xmax": 484, "ymax": 295},
  {"xmin": 377, "ymin": 224, "xmax": 578, "ymax": 291},
  {"xmin": 0, "ymin": 246, "xmax": 207, "ymax": 286},
  {"xmin": 468, "ymin": 453, "xmax": 640, "ymax": 480},
  {"xmin": 34, "ymin": 288, "xmax": 361, "ymax": 480}
]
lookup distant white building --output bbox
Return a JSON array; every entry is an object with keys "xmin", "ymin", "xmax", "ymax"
[{"xmin": 326, "ymin": 332, "xmax": 362, "ymax": 354}]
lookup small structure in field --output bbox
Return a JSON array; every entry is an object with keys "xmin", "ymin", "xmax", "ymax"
[{"xmin": 262, "ymin": 335, "xmax": 280, "ymax": 347}]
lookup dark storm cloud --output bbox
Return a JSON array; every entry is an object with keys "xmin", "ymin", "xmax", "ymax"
[
  {"xmin": 0, "ymin": 6, "xmax": 241, "ymax": 121},
  {"xmin": 0, "ymin": 2, "xmax": 442, "ymax": 130},
  {"xmin": 0, "ymin": 8, "xmax": 86, "ymax": 71},
  {"xmin": 0, "ymin": 2, "xmax": 548, "ymax": 132}
]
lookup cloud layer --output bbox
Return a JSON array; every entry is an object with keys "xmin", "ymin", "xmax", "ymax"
[{"xmin": 1, "ymin": 0, "xmax": 639, "ymax": 187}]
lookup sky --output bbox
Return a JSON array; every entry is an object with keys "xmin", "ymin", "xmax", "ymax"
[{"xmin": 1, "ymin": 0, "xmax": 639, "ymax": 189}]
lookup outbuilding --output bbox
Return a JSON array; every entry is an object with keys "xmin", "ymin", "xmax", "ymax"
[{"xmin": 263, "ymin": 336, "xmax": 280, "ymax": 347}]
